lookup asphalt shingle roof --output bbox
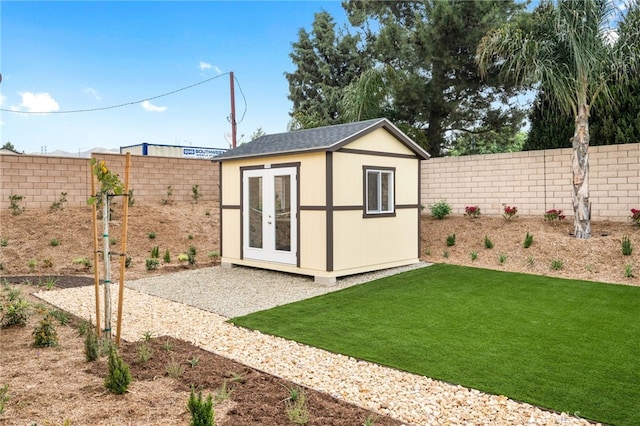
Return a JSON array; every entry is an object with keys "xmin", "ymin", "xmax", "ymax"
[{"xmin": 215, "ymin": 118, "xmax": 429, "ymax": 161}]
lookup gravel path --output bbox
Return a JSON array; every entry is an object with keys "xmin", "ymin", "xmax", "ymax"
[{"xmin": 36, "ymin": 265, "xmax": 597, "ymax": 426}]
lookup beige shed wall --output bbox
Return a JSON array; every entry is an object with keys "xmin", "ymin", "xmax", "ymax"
[
  {"xmin": 333, "ymin": 209, "xmax": 419, "ymax": 271},
  {"xmin": 333, "ymin": 152, "xmax": 419, "ymax": 206},
  {"xmin": 345, "ymin": 128, "xmax": 416, "ymax": 155},
  {"xmin": 299, "ymin": 210, "xmax": 327, "ymax": 271}
]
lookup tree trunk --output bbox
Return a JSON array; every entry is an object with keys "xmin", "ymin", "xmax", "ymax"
[{"xmin": 571, "ymin": 104, "xmax": 591, "ymax": 239}]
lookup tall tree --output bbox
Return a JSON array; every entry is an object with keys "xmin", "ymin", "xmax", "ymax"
[
  {"xmin": 342, "ymin": 0, "xmax": 528, "ymax": 157},
  {"xmin": 477, "ymin": 0, "xmax": 640, "ymax": 239},
  {"xmin": 1, "ymin": 142, "xmax": 16, "ymax": 151},
  {"xmin": 285, "ymin": 11, "xmax": 369, "ymax": 130}
]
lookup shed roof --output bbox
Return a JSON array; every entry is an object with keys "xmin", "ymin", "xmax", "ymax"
[{"xmin": 215, "ymin": 118, "xmax": 430, "ymax": 161}]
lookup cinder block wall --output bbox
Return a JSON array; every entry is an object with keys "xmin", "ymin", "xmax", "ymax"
[
  {"xmin": 421, "ymin": 143, "xmax": 640, "ymax": 221},
  {"xmin": 0, "ymin": 153, "xmax": 220, "ymax": 210}
]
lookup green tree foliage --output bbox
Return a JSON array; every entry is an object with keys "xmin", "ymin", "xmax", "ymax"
[
  {"xmin": 249, "ymin": 127, "xmax": 266, "ymax": 141},
  {"xmin": 477, "ymin": 0, "xmax": 640, "ymax": 239},
  {"xmin": 341, "ymin": 0, "xmax": 528, "ymax": 157},
  {"xmin": 285, "ymin": 11, "xmax": 369, "ymax": 130},
  {"xmin": 1, "ymin": 142, "xmax": 16, "ymax": 151}
]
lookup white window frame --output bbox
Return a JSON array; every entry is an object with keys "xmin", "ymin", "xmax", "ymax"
[{"xmin": 364, "ymin": 167, "xmax": 395, "ymax": 217}]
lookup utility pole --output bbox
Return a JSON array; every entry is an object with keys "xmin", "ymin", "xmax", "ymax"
[{"xmin": 230, "ymin": 72, "xmax": 237, "ymax": 149}]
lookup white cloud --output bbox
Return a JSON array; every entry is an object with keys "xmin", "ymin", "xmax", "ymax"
[
  {"xmin": 141, "ymin": 100, "xmax": 167, "ymax": 112},
  {"xmin": 17, "ymin": 92, "xmax": 60, "ymax": 113},
  {"xmin": 83, "ymin": 87, "xmax": 102, "ymax": 101},
  {"xmin": 199, "ymin": 61, "xmax": 222, "ymax": 74}
]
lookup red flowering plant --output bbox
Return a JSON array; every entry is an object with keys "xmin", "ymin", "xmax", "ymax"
[
  {"xmin": 544, "ymin": 209, "xmax": 566, "ymax": 225},
  {"xmin": 464, "ymin": 205, "xmax": 481, "ymax": 218},
  {"xmin": 503, "ymin": 205, "xmax": 518, "ymax": 221},
  {"xmin": 631, "ymin": 208, "xmax": 640, "ymax": 227}
]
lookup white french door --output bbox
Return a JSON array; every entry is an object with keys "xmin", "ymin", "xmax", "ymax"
[{"xmin": 243, "ymin": 167, "xmax": 297, "ymax": 264}]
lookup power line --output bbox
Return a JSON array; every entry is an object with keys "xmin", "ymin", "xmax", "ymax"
[{"xmin": 0, "ymin": 72, "xmax": 240, "ymax": 114}]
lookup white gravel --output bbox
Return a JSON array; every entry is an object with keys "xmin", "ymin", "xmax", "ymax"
[{"xmin": 35, "ymin": 264, "xmax": 598, "ymax": 426}]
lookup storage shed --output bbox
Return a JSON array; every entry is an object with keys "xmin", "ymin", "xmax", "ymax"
[{"xmin": 215, "ymin": 118, "xmax": 430, "ymax": 284}]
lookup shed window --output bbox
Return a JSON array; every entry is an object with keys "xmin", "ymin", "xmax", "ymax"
[{"xmin": 365, "ymin": 168, "xmax": 394, "ymax": 215}]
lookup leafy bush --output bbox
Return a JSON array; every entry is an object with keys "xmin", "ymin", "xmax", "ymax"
[
  {"xmin": 523, "ymin": 232, "xmax": 534, "ymax": 248},
  {"xmin": 33, "ymin": 314, "xmax": 58, "ymax": 348},
  {"xmin": 631, "ymin": 208, "xmax": 640, "ymax": 227},
  {"xmin": 430, "ymin": 200, "xmax": 452, "ymax": 220},
  {"xmin": 550, "ymin": 259, "xmax": 564, "ymax": 271},
  {"xmin": 622, "ymin": 236, "xmax": 633, "ymax": 256},
  {"xmin": 503, "ymin": 205, "xmax": 518, "ymax": 221},
  {"xmin": 163, "ymin": 249, "xmax": 171, "ymax": 263},
  {"xmin": 8, "ymin": 194, "xmax": 25, "ymax": 216},
  {"xmin": 84, "ymin": 324, "xmax": 100, "ymax": 362},
  {"xmin": 150, "ymin": 246, "xmax": 160, "ymax": 259},
  {"xmin": 104, "ymin": 344, "xmax": 132, "ymax": 394},
  {"xmin": 544, "ymin": 209, "xmax": 566, "ymax": 223},
  {"xmin": 446, "ymin": 234, "xmax": 456, "ymax": 247},
  {"xmin": 145, "ymin": 258, "xmax": 160, "ymax": 270},
  {"xmin": 464, "ymin": 205, "xmax": 480, "ymax": 218},
  {"xmin": 1, "ymin": 298, "xmax": 30, "ymax": 327},
  {"xmin": 484, "ymin": 235, "xmax": 494, "ymax": 249},
  {"xmin": 188, "ymin": 387, "xmax": 214, "ymax": 426}
]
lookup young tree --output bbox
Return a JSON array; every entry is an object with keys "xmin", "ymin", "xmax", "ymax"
[
  {"xmin": 477, "ymin": 0, "xmax": 640, "ymax": 239},
  {"xmin": 1, "ymin": 142, "xmax": 16, "ymax": 151}
]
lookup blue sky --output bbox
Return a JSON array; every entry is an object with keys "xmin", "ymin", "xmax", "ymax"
[{"xmin": 0, "ymin": 1, "xmax": 348, "ymax": 154}]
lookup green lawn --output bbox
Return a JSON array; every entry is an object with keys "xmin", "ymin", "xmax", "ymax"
[{"xmin": 230, "ymin": 264, "xmax": 640, "ymax": 425}]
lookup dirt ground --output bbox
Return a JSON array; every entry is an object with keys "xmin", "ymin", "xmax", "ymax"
[{"xmin": 1, "ymin": 203, "xmax": 639, "ymax": 425}]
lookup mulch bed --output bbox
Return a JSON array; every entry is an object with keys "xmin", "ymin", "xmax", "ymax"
[{"xmin": 2, "ymin": 275, "xmax": 98, "ymax": 288}]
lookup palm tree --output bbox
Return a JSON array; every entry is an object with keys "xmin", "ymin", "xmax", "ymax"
[{"xmin": 476, "ymin": 0, "xmax": 640, "ymax": 239}]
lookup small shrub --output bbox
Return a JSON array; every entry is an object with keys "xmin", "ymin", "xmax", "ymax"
[
  {"xmin": 188, "ymin": 245, "xmax": 197, "ymax": 265},
  {"xmin": 631, "ymin": 208, "xmax": 640, "ymax": 227},
  {"xmin": 0, "ymin": 239, "xmax": 7, "ymax": 247},
  {"xmin": 150, "ymin": 246, "xmax": 160, "ymax": 259},
  {"xmin": 188, "ymin": 234, "xmax": 194, "ymax": 240},
  {"xmin": 8, "ymin": 194, "xmax": 25, "ymax": 215},
  {"xmin": 207, "ymin": 251, "xmax": 220, "ymax": 259},
  {"xmin": 188, "ymin": 387, "xmax": 215, "ymax": 426},
  {"xmin": 27, "ymin": 258, "xmax": 38, "ymax": 271},
  {"xmin": 464, "ymin": 205, "xmax": 480, "ymax": 218},
  {"xmin": 136, "ymin": 341, "xmax": 153, "ymax": 363},
  {"xmin": 622, "ymin": 236, "xmax": 633, "ymax": 256},
  {"xmin": 84, "ymin": 324, "xmax": 100, "ymax": 362},
  {"xmin": 104, "ymin": 344, "xmax": 132, "ymax": 394},
  {"xmin": 161, "ymin": 185, "xmax": 173, "ymax": 205},
  {"xmin": 163, "ymin": 249, "xmax": 171, "ymax": 263},
  {"xmin": 72, "ymin": 257, "xmax": 92, "ymax": 269},
  {"xmin": 42, "ymin": 259, "xmax": 53, "ymax": 269},
  {"xmin": 285, "ymin": 386, "xmax": 309, "ymax": 425},
  {"xmin": 148, "ymin": 231, "xmax": 157, "ymax": 239},
  {"xmin": 49, "ymin": 238, "xmax": 60, "ymax": 247},
  {"xmin": 109, "ymin": 237, "xmax": 117, "ymax": 246},
  {"xmin": 127, "ymin": 189, "xmax": 135, "ymax": 207},
  {"xmin": 544, "ymin": 209, "xmax": 566, "ymax": 224},
  {"xmin": 523, "ymin": 232, "xmax": 534, "ymax": 248},
  {"xmin": 498, "ymin": 254, "xmax": 508, "ymax": 264},
  {"xmin": 33, "ymin": 313, "xmax": 58, "ymax": 348},
  {"xmin": 142, "ymin": 331, "xmax": 154, "ymax": 342},
  {"xmin": 192, "ymin": 184, "xmax": 201, "ymax": 203},
  {"xmin": 49, "ymin": 192, "xmax": 67, "ymax": 212},
  {"xmin": 48, "ymin": 309, "xmax": 68, "ymax": 325},
  {"xmin": 484, "ymin": 235, "xmax": 494, "ymax": 249},
  {"xmin": 166, "ymin": 355, "xmax": 185, "ymax": 378},
  {"xmin": 125, "ymin": 256, "xmax": 132, "ymax": 268},
  {"xmin": 214, "ymin": 380, "xmax": 233, "ymax": 404},
  {"xmin": 0, "ymin": 384, "xmax": 9, "ymax": 417},
  {"xmin": 430, "ymin": 200, "xmax": 452, "ymax": 220},
  {"xmin": 550, "ymin": 259, "xmax": 564, "ymax": 271},
  {"xmin": 470, "ymin": 251, "xmax": 478, "ymax": 261},
  {"xmin": 1, "ymin": 298, "xmax": 30, "ymax": 327},
  {"xmin": 188, "ymin": 356, "xmax": 199, "ymax": 368},
  {"xmin": 624, "ymin": 263, "xmax": 634, "ymax": 278},
  {"xmin": 77, "ymin": 320, "xmax": 90, "ymax": 337},
  {"xmin": 163, "ymin": 338, "xmax": 173, "ymax": 352},
  {"xmin": 446, "ymin": 233, "xmax": 456, "ymax": 247},
  {"xmin": 178, "ymin": 253, "xmax": 190, "ymax": 263},
  {"xmin": 503, "ymin": 205, "xmax": 518, "ymax": 221},
  {"xmin": 145, "ymin": 258, "xmax": 160, "ymax": 271},
  {"xmin": 442, "ymin": 251, "xmax": 449, "ymax": 258},
  {"xmin": 526, "ymin": 256, "xmax": 535, "ymax": 267}
]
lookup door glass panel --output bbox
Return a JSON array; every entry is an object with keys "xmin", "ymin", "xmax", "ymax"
[
  {"xmin": 274, "ymin": 174, "xmax": 291, "ymax": 251},
  {"xmin": 248, "ymin": 176, "xmax": 263, "ymax": 249}
]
